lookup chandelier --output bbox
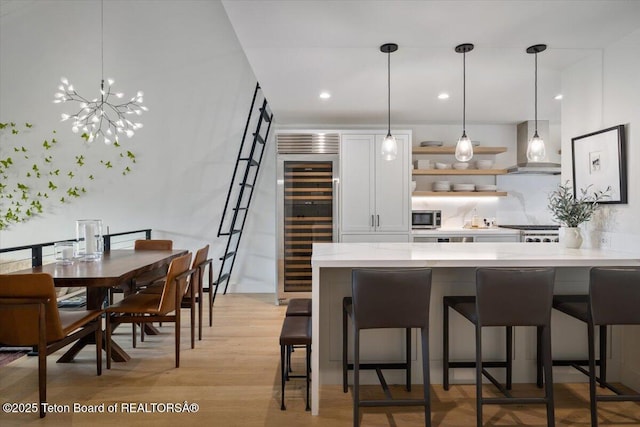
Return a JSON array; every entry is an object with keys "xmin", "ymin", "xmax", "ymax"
[{"xmin": 53, "ymin": 0, "xmax": 146, "ymax": 145}]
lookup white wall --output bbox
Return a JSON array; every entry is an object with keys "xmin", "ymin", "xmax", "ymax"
[
  {"xmin": 561, "ymin": 28, "xmax": 640, "ymax": 391},
  {"xmin": 0, "ymin": 0, "xmax": 276, "ymax": 293}
]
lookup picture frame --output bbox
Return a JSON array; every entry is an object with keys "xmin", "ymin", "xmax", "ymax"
[{"xmin": 571, "ymin": 124, "xmax": 627, "ymax": 204}]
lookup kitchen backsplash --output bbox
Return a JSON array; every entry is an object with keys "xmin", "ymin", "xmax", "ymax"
[{"xmin": 412, "ymin": 174, "xmax": 560, "ymax": 227}]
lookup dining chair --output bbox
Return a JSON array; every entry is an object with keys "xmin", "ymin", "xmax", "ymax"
[
  {"xmin": 0, "ymin": 273, "xmax": 103, "ymax": 418},
  {"xmin": 109, "ymin": 239, "xmax": 174, "ymax": 302},
  {"xmin": 140, "ymin": 245, "xmax": 211, "ymax": 346},
  {"xmin": 105, "ymin": 252, "xmax": 193, "ymax": 368}
]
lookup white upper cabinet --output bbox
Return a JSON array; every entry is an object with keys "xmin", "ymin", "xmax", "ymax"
[{"xmin": 340, "ymin": 132, "xmax": 410, "ymax": 236}]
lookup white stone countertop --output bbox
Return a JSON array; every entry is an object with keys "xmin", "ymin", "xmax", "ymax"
[
  {"xmin": 311, "ymin": 242, "xmax": 640, "ymax": 268},
  {"xmin": 411, "ymin": 227, "xmax": 521, "ymax": 236}
]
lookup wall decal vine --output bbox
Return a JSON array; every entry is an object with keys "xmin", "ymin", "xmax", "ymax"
[{"xmin": 0, "ymin": 121, "xmax": 136, "ymax": 230}]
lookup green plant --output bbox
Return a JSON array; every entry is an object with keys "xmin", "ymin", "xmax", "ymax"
[{"xmin": 547, "ymin": 181, "xmax": 610, "ymax": 228}]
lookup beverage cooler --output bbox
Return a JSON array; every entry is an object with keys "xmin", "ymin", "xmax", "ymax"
[{"xmin": 276, "ymin": 133, "xmax": 339, "ymax": 302}]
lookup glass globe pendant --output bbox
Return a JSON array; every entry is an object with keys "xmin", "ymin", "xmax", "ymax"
[
  {"xmin": 380, "ymin": 43, "xmax": 398, "ymax": 161},
  {"xmin": 526, "ymin": 44, "xmax": 547, "ymax": 162},
  {"xmin": 454, "ymin": 43, "xmax": 474, "ymax": 162}
]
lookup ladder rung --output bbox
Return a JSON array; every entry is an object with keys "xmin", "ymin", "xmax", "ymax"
[
  {"xmin": 239, "ymin": 158, "xmax": 258, "ymax": 166},
  {"xmin": 259, "ymin": 107, "xmax": 271, "ymax": 123},
  {"xmin": 214, "ymin": 274, "xmax": 230, "ymax": 286},
  {"xmin": 240, "ymin": 183, "xmax": 253, "ymax": 188},
  {"xmin": 220, "ymin": 251, "xmax": 235, "ymax": 261},
  {"xmin": 254, "ymin": 133, "xmax": 265, "ymax": 145},
  {"xmin": 233, "ymin": 207, "xmax": 248, "ymax": 211},
  {"xmin": 219, "ymin": 229, "xmax": 241, "ymax": 236}
]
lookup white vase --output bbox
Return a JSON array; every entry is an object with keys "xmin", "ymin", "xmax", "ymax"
[{"xmin": 563, "ymin": 227, "xmax": 583, "ymax": 249}]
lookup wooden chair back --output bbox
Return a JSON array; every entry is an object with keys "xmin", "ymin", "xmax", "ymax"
[
  {"xmin": 158, "ymin": 253, "xmax": 192, "ymax": 314},
  {"xmin": 0, "ymin": 273, "xmax": 66, "ymax": 346},
  {"xmin": 134, "ymin": 239, "xmax": 173, "ymax": 250},
  {"xmin": 185, "ymin": 245, "xmax": 209, "ymax": 298}
]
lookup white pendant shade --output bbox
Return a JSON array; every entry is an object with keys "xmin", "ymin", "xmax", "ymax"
[
  {"xmin": 455, "ymin": 133, "xmax": 473, "ymax": 162},
  {"xmin": 381, "ymin": 134, "xmax": 398, "ymax": 161}
]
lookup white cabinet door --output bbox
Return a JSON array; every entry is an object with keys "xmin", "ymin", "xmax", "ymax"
[
  {"xmin": 340, "ymin": 134, "xmax": 375, "ymax": 233},
  {"xmin": 374, "ymin": 134, "xmax": 409, "ymax": 233}
]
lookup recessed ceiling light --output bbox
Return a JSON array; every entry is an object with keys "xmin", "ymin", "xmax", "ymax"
[
  {"xmin": 437, "ymin": 93, "xmax": 450, "ymax": 100},
  {"xmin": 319, "ymin": 92, "xmax": 331, "ymax": 99},
  {"xmin": 554, "ymin": 94, "xmax": 563, "ymax": 100}
]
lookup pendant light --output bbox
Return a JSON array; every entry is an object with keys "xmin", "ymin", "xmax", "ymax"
[
  {"xmin": 380, "ymin": 43, "xmax": 398, "ymax": 161},
  {"xmin": 526, "ymin": 44, "xmax": 547, "ymax": 162},
  {"xmin": 454, "ymin": 43, "xmax": 474, "ymax": 162},
  {"xmin": 54, "ymin": 0, "xmax": 146, "ymax": 144}
]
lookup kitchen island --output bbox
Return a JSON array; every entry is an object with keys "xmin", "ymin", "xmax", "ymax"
[{"xmin": 310, "ymin": 242, "xmax": 640, "ymax": 415}]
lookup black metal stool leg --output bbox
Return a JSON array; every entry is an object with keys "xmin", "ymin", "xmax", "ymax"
[
  {"xmin": 306, "ymin": 343, "xmax": 311, "ymax": 411},
  {"xmin": 599, "ymin": 325, "xmax": 607, "ymax": 388},
  {"xmin": 280, "ymin": 344, "xmax": 286, "ymax": 410},
  {"xmin": 475, "ymin": 324, "xmax": 483, "ymax": 427},
  {"xmin": 406, "ymin": 327, "xmax": 411, "ymax": 392},
  {"xmin": 588, "ymin": 322, "xmax": 599, "ymax": 427},
  {"xmin": 343, "ymin": 301, "xmax": 348, "ymax": 393},
  {"xmin": 542, "ymin": 324, "xmax": 555, "ymax": 427},
  {"xmin": 537, "ymin": 326, "xmax": 543, "ymax": 388},
  {"xmin": 443, "ymin": 300, "xmax": 450, "ymax": 390},
  {"xmin": 506, "ymin": 326, "xmax": 513, "ymax": 390}
]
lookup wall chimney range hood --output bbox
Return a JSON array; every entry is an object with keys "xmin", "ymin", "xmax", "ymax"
[{"xmin": 507, "ymin": 121, "xmax": 561, "ymax": 174}]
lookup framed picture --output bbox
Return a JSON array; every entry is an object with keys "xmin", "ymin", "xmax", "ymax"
[{"xmin": 571, "ymin": 124, "xmax": 627, "ymax": 204}]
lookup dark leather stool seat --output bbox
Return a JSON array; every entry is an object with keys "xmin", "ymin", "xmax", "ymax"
[
  {"xmin": 443, "ymin": 295, "xmax": 512, "ymax": 391},
  {"xmin": 343, "ymin": 297, "xmax": 412, "ymax": 393},
  {"xmin": 279, "ymin": 316, "xmax": 311, "ymax": 411},
  {"xmin": 286, "ymin": 298, "xmax": 312, "ymax": 317},
  {"xmin": 547, "ymin": 268, "xmax": 640, "ymax": 427},
  {"xmin": 346, "ymin": 268, "xmax": 432, "ymax": 427},
  {"xmin": 457, "ymin": 268, "xmax": 556, "ymax": 427},
  {"xmin": 285, "ymin": 298, "xmax": 311, "ymax": 376}
]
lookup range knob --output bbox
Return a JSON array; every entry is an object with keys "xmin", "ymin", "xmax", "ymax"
[
  {"xmin": 543, "ymin": 238, "xmax": 551, "ymax": 243},
  {"xmin": 526, "ymin": 238, "xmax": 534, "ymax": 243},
  {"xmin": 534, "ymin": 238, "xmax": 541, "ymax": 243}
]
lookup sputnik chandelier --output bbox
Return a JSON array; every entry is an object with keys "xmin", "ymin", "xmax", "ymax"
[{"xmin": 53, "ymin": 0, "xmax": 146, "ymax": 145}]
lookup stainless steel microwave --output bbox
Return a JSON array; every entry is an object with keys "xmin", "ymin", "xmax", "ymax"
[{"xmin": 412, "ymin": 210, "xmax": 442, "ymax": 229}]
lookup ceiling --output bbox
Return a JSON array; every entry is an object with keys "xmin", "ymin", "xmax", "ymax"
[{"xmin": 222, "ymin": 0, "xmax": 640, "ymax": 127}]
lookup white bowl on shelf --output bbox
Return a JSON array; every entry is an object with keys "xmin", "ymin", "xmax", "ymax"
[
  {"xmin": 452, "ymin": 183, "xmax": 475, "ymax": 192},
  {"xmin": 411, "ymin": 181, "xmax": 417, "ymax": 192},
  {"xmin": 432, "ymin": 181, "xmax": 451, "ymax": 191},
  {"xmin": 475, "ymin": 184, "xmax": 497, "ymax": 192},
  {"xmin": 453, "ymin": 162, "xmax": 469, "ymax": 170},
  {"xmin": 435, "ymin": 162, "xmax": 452, "ymax": 170},
  {"xmin": 476, "ymin": 160, "xmax": 494, "ymax": 170}
]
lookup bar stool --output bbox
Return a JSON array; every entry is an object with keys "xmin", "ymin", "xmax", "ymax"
[
  {"xmin": 343, "ymin": 298, "xmax": 411, "ymax": 394},
  {"xmin": 285, "ymin": 298, "xmax": 311, "ymax": 376},
  {"xmin": 443, "ymin": 295, "xmax": 513, "ymax": 391},
  {"xmin": 286, "ymin": 298, "xmax": 311, "ymax": 317},
  {"xmin": 547, "ymin": 267, "xmax": 640, "ymax": 427},
  {"xmin": 347, "ymin": 268, "xmax": 432, "ymax": 427},
  {"xmin": 455, "ymin": 267, "xmax": 556, "ymax": 427},
  {"xmin": 279, "ymin": 315, "xmax": 311, "ymax": 411}
]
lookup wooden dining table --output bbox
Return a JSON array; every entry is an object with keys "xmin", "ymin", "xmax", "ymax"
[{"xmin": 15, "ymin": 249, "xmax": 188, "ymax": 362}]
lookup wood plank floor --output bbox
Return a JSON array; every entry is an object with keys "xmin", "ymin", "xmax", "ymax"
[{"xmin": 1, "ymin": 293, "xmax": 639, "ymax": 426}]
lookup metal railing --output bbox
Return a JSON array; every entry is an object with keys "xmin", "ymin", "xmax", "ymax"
[{"xmin": 0, "ymin": 229, "xmax": 152, "ymax": 271}]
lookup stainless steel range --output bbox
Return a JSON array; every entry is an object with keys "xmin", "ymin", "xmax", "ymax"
[{"xmin": 498, "ymin": 225, "xmax": 560, "ymax": 243}]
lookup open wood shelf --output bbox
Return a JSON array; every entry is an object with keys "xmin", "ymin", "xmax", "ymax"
[
  {"xmin": 412, "ymin": 169, "xmax": 507, "ymax": 175},
  {"xmin": 412, "ymin": 146, "xmax": 507, "ymax": 155},
  {"xmin": 412, "ymin": 191, "xmax": 507, "ymax": 197}
]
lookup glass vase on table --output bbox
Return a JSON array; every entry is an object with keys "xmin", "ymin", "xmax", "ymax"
[{"xmin": 76, "ymin": 219, "xmax": 104, "ymax": 261}]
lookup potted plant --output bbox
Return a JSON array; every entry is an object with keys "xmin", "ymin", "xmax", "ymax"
[{"xmin": 547, "ymin": 181, "xmax": 610, "ymax": 248}]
